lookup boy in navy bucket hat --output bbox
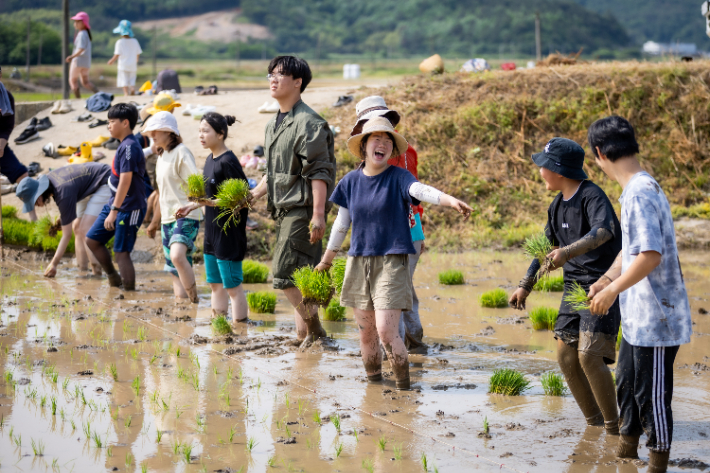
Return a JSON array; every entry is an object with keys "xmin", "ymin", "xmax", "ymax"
[{"xmin": 509, "ymin": 137, "xmax": 623, "ymax": 435}]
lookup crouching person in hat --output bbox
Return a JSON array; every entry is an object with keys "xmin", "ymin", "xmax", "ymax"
[
  {"xmin": 15, "ymin": 162, "xmax": 112, "ymax": 277},
  {"xmin": 509, "ymin": 138, "xmax": 622, "ymax": 434},
  {"xmin": 314, "ymin": 117, "xmax": 472, "ymax": 390}
]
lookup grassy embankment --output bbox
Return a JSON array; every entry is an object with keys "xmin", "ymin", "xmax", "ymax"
[{"xmin": 325, "ymin": 60, "xmax": 710, "ymax": 251}]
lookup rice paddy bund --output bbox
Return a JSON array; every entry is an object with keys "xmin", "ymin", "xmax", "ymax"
[{"xmin": 1, "ymin": 249, "xmax": 709, "ymax": 472}]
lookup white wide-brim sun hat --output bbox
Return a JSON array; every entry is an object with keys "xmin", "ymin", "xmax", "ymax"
[
  {"xmin": 347, "ymin": 116, "xmax": 408, "ymax": 159},
  {"xmin": 142, "ymin": 110, "xmax": 180, "ymax": 136},
  {"xmin": 350, "ymin": 95, "xmax": 401, "ymax": 136}
]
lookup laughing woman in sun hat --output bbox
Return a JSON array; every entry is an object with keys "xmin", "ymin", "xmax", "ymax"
[
  {"xmin": 142, "ymin": 111, "xmax": 203, "ymax": 303},
  {"xmin": 66, "ymin": 12, "xmax": 98, "ymax": 98},
  {"xmin": 314, "ymin": 117, "xmax": 473, "ymax": 390}
]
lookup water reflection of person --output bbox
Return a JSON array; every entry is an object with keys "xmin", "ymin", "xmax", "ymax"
[{"xmin": 315, "ymin": 118, "xmax": 472, "ymax": 390}]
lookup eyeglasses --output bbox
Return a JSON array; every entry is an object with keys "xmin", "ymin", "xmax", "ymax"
[{"xmin": 266, "ymin": 73, "xmax": 287, "ymax": 81}]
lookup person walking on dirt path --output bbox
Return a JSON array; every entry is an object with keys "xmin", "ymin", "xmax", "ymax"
[
  {"xmin": 250, "ymin": 56, "xmax": 336, "ymax": 349},
  {"xmin": 107, "ymin": 20, "xmax": 142, "ymax": 97},
  {"xmin": 509, "ymin": 137, "xmax": 622, "ymax": 435},
  {"xmin": 587, "ymin": 116, "xmax": 692, "ymax": 473},
  {"xmin": 0, "ymin": 66, "xmax": 38, "ymax": 222},
  {"xmin": 176, "ymin": 112, "xmax": 250, "ymax": 326},
  {"xmin": 66, "ymin": 12, "xmax": 98, "ymax": 99},
  {"xmin": 351, "ymin": 96, "xmax": 428, "ymax": 354},
  {"xmin": 15, "ymin": 163, "xmax": 112, "ymax": 278},
  {"xmin": 142, "ymin": 111, "xmax": 202, "ymax": 303},
  {"xmin": 85, "ymin": 103, "xmax": 147, "ymax": 291},
  {"xmin": 315, "ymin": 117, "xmax": 472, "ymax": 390}
]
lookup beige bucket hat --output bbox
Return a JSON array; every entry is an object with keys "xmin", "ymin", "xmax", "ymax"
[
  {"xmin": 350, "ymin": 95, "xmax": 401, "ymax": 136},
  {"xmin": 347, "ymin": 116, "xmax": 408, "ymax": 159}
]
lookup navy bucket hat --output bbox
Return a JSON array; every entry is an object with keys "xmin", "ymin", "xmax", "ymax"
[{"xmin": 532, "ymin": 137, "xmax": 588, "ymax": 180}]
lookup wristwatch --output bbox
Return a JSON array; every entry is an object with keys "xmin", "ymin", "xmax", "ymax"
[{"xmin": 110, "ymin": 205, "xmax": 120, "ymax": 212}]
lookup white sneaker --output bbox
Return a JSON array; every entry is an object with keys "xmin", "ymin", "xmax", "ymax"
[
  {"xmin": 50, "ymin": 101, "xmax": 62, "ymax": 114},
  {"xmin": 191, "ymin": 106, "xmax": 216, "ymax": 120},
  {"xmin": 257, "ymin": 101, "xmax": 270, "ymax": 113},
  {"xmin": 183, "ymin": 104, "xmax": 197, "ymax": 116},
  {"xmin": 58, "ymin": 101, "xmax": 73, "ymax": 114},
  {"xmin": 265, "ymin": 101, "xmax": 280, "ymax": 113}
]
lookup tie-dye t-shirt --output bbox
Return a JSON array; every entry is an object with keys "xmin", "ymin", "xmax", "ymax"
[{"xmin": 619, "ymin": 172, "xmax": 692, "ymax": 347}]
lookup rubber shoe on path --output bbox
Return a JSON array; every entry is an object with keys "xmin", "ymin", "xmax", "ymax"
[
  {"xmin": 35, "ymin": 117, "xmax": 52, "ymax": 131},
  {"xmin": 103, "ymin": 138, "xmax": 120, "ymax": 150},
  {"xmin": 50, "ymin": 101, "xmax": 62, "ymax": 114},
  {"xmin": 58, "ymin": 101, "xmax": 73, "ymax": 114},
  {"xmin": 88, "ymin": 135, "xmax": 110, "ymax": 147},
  {"xmin": 42, "ymin": 143, "xmax": 57, "ymax": 158},
  {"xmin": 14, "ymin": 126, "xmax": 39, "ymax": 144},
  {"xmin": 57, "ymin": 145, "xmax": 78, "ymax": 156}
]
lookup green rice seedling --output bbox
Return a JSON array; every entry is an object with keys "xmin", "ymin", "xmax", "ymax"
[
  {"xmin": 242, "ymin": 260, "xmax": 270, "ymax": 284},
  {"xmin": 617, "ymin": 325, "xmax": 623, "ymax": 350},
  {"xmin": 246, "ymin": 291, "xmax": 277, "ymax": 313},
  {"xmin": 488, "ymin": 368, "xmax": 531, "ymax": 396},
  {"xmin": 394, "ymin": 443, "xmax": 403, "ymax": 460},
  {"xmin": 13, "ymin": 433, "xmax": 21, "ymax": 447},
  {"xmin": 482, "ymin": 416, "xmax": 490, "ymax": 434},
  {"xmin": 50, "ymin": 372, "xmax": 58, "ymax": 384},
  {"xmin": 212, "ymin": 315, "xmax": 233, "ymax": 335},
  {"xmin": 214, "ymin": 178, "xmax": 251, "ymax": 230},
  {"xmin": 563, "ymin": 282, "xmax": 591, "ymax": 312},
  {"xmin": 335, "ymin": 442, "xmax": 344, "ymax": 458},
  {"xmin": 109, "ymin": 363, "xmax": 118, "ymax": 381},
  {"xmin": 332, "ymin": 413, "xmax": 341, "ymax": 433},
  {"xmin": 523, "ymin": 232, "xmax": 552, "ymax": 265},
  {"xmin": 70, "ymin": 420, "xmax": 76, "ymax": 431},
  {"xmin": 353, "ymin": 429, "xmax": 359, "ymax": 443},
  {"xmin": 292, "ymin": 266, "xmax": 333, "ymax": 307},
  {"xmin": 184, "ymin": 173, "xmax": 207, "ymax": 202},
  {"xmin": 150, "ymin": 355, "xmax": 159, "ymax": 365},
  {"xmin": 541, "ymin": 372, "xmax": 568, "ymax": 396},
  {"xmin": 2, "ymin": 205, "xmax": 18, "ymax": 219},
  {"xmin": 50, "ymin": 396, "xmax": 57, "ymax": 415},
  {"xmin": 31, "ymin": 438, "xmax": 44, "ymax": 456},
  {"xmin": 83, "ymin": 420, "xmax": 91, "ymax": 438},
  {"xmin": 125, "ymin": 453, "xmax": 134, "ymax": 468},
  {"xmin": 330, "ymin": 258, "xmax": 347, "ymax": 294},
  {"xmin": 228, "ymin": 425, "xmax": 237, "ymax": 443},
  {"xmin": 40, "ymin": 395, "xmax": 47, "ymax": 408},
  {"xmin": 137, "ymin": 326, "xmax": 147, "ymax": 342},
  {"xmin": 323, "ymin": 299, "xmax": 346, "ymax": 321},
  {"xmin": 246, "ymin": 436, "xmax": 258, "ymax": 452},
  {"xmin": 195, "ymin": 413, "xmax": 205, "ymax": 431},
  {"xmin": 362, "ymin": 458, "xmax": 375, "ymax": 473},
  {"xmin": 191, "ymin": 373, "xmax": 200, "ymax": 391},
  {"xmin": 267, "ymin": 455, "xmax": 277, "ymax": 467},
  {"xmin": 478, "ymin": 288, "xmax": 508, "ymax": 308},
  {"xmin": 156, "ymin": 430, "xmax": 163, "ymax": 443},
  {"xmin": 183, "ymin": 443, "xmax": 193, "ymax": 463},
  {"xmin": 92, "ymin": 431, "xmax": 103, "ymax": 448},
  {"xmin": 171, "ymin": 439, "xmax": 182, "ymax": 455},
  {"xmin": 284, "ymin": 423, "xmax": 291, "ymax": 438},
  {"xmin": 529, "ymin": 307, "xmax": 559, "ymax": 330},
  {"xmin": 2, "ymin": 217, "xmax": 34, "ymax": 246},
  {"xmin": 141, "ymin": 463, "xmax": 148, "ymax": 473},
  {"xmin": 312, "ymin": 409, "xmax": 321, "ymax": 425},
  {"xmin": 125, "ymin": 415, "xmax": 132, "ymax": 428},
  {"xmin": 176, "ymin": 346, "xmax": 182, "ymax": 357},
  {"xmin": 377, "ymin": 435, "xmax": 387, "ymax": 451},
  {"xmin": 420, "ymin": 452, "xmax": 429, "ymax": 471},
  {"xmin": 438, "ymin": 269, "xmax": 465, "ymax": 285},
  {"xmin": 132, "ymin": 376, "xmax": 141, "ymax": 396},
  {"xmin": 534, "ymin": 274, "xmax": 564, "ymax": 292},
  {"xmin": 298, "ymin": 398, "xmax": 307, "ymax": 417},
  {"xmin": 107, "ymin": 445, "xmax": 113, "ymax": 457}
]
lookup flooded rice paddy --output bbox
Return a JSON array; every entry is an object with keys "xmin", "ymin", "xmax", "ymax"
[{"xmin": 1, "ymin": 250, "xmax": 709, "ymax": 472}]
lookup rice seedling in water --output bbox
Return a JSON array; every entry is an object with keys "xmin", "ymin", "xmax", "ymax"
[
  {"xmin": 267, "ymin": 455, "xmax": 277, "ymax": 467},
  {"xmin": 40, "ymin": 395, "xmax": 47, "ymax": 408},
  {"xmin": 563, "ymin": 282, "xmax": 591, "ymax": 312},
  {"xmin": 332, "ymin": 413, "xmax": 341, "ymax": 433},
  {"xmin": 377, "ymin": 435, "xmax": 387, "ymax": 451},
  {"xmin": 184, "ymin": 173, "xmax": 207, "ymax": 202},
  {"xmin": 92, "ymin": 431, "xmax": 103, "ymax": 448},
  {"xmin": 438, "ymin": 269, "xmax": 465, "ymax": 285},
  {"xmin": 362, "ymin": 459, "xmax": 375, "ymax": 473},
  {"xmin": 242, "ymin": 260, "xmax": 270, "ymax": 284},
  {"xmin": 182, "ymin": 443, "xmax": 194, "ymax": 463},
  {"xmin": 125, "ymin": 415, "xmax": 132, "ymax": 428},
  {"xmin": 195, "ymin": 413, "xmax": 205, "ymax": 431},
  {"xmin": 529, "ymin": 307, "xmax": 559, "ymax": 330},
  {"xmin": 50, "ymin": 396, "xmax": 57, "ymax": 415},
  {"xmin": 293, "ymin": 267, "xmax": 334, "ymax": 307},
  {"xmin": 137, "ymin": 326, "xmax": 147, "ymax": 341},
  {"xmin": 246, "ymin": 291, "xmax": 277, "ymax": 313},
  {"xmin": 156, "ymin": 429, "xmax": 163, "ymax": 443},
  {"xmin": 523, "ymin": 232, "xmax": 552, "ymax": 265},
  {"xmin": 125, "ymin": 453, "xmax": 134, "ymax": 468},
  {"xmin": 83, "ymin": 420, "xmax": 91, "ymax": 438},
  {"xmin": 229, "ymin": 425, "xmax": 237, "ymax": 443},
  {"xmin": 330, "ymin": 258, "xmax": 347, "ymax": 294},
  {"xmin": 31, "ymin": 438, "xmax": 44, "ymax": 456},
  {"xmin": 420, "ymin": 452, "xmax": 429, "ymax": 471},
  {"xmin": 479, "ymin": 288, "xmax": 508, "ymax": 308},
  {"xmin": 534, "ymin": 273, "xmax": 564, "ymax": 291},
  {"xmin": 323, "ymin": 299, "xmax": 346, "ymax": 321},
  {"xmin": 246, "ymin": 436, "xmax": 258, "ymax": 452},
  {"xmin": 211, "ymin": 315, "xmax": 233, "ymax": 335},
  {"xmin": 335, "ymin": 442, "xmax": 344, "ymax": 458},
  {"xmin": 141, "ymin": 463, "xmax": 148, "ymax": 473},
  {"xmin": 483, "ymin": 416, "xmax": 490, "ymax": 434},
  {"xmin": 109, "ymin": 363, "xmax": 118, "ymax": 381},
  {"xmin": 393, "ymin": 443, "xmax": 403, "ymax": 460},
  {"xmin": 132, "ymin": 376, "xmax": 141, "ymax": 396},
  {"xmin": 214, "ymin": 178, "xmax": 250, "ymax": 230},
  {"xmin": 312, "ymin": 409, "xmax": 321, "ymax": 425},
  {"xmin": 171, "ymin": 439, "xmax": 183, "ymax": 455},
  {"xmin": 541, "ymin": 372, "xmax": 568, "ymax": 396},
  {"xmin": 107, "ymin": 445, "xmax": 113, "ymax": 457},
  {"xmin": 13, "ymin": 433, "xmax": 21, "ymax": 447},
  {"xmin": 488, "ymin": 368, "xmax": 531, "ymax": 396}
]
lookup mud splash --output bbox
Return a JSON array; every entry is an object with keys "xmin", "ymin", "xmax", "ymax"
[{"xmin": 1, "ymin": 249, "xmax": 709, "ymax": 472}]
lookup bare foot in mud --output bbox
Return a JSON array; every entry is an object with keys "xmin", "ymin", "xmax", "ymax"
[
  {"xmin": 185, "ymin": 283, "xmax": 199, "ymax": 304},
  {"xmin": 107, "ymin": 271, "xmax": 122, "ymax": 287},
  {"xmin": 298, "ymin": 326, "xmax": 327, "ymax": 352}
]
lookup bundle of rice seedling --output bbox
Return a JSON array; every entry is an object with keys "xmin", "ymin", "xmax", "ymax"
[
  {"xmin": 323, "ymin": 300, "xmax": 346, "ymax": 321},
  {"xmin": 529, "ymin": 307, "xmax": 559, "ymax": 330},
  {"xmin": 242, "ymin": 260, "xmax": 269, "ymax": 284},
  {"xmin": 479, "ymin": 288, "xmax": 508, "ymax": 308},
  {"xmin": 2, "ymin": 218, "xmax": 34, "ymax": 246},
  {"xmin": 292, "ymin": 267, "xmax": 333, "ymax": 307},
  {"xmin": 541, "ymin": 372, "xmax": 568, "ymax": 396},
  {"xmin": 330, "ymin": 258, "xmax": 346, "ymax": 294},
  {"xmin": 214, "ymin": 178, "xmax": 250, "ymax": 230},
  {"xmin": 184, "ymin": 174, "xmax": 208, "ymax": 203},
  {"xmin": 488, "ymin": 368, "xmax": 530, "ymax": 396},
  {"xmin": 563, "ymin": 282, "xmax": 591, "ymax": 312},
  {"xmin": 211, "ymin": 315, "xmax": 233, "ymax": 335},
  {"xmin": 523, "ymin": 232, "xmax": 552, "ymax": 265},
  {"xmin": 438, "ymin": 270, "xmax": 465, "ymax": 285},
  {"xmin": 246, "ymin": 291, "xmax": 277, "ymax": 314},
  {"xmin": 534, "ymin": 274, "xmax": 564, "ymax": 292},
  {"xmin": 2, "ymin": 205, "xmax": 18, "ymax": 219},
  {"xmin": 29, "ymin": 217, "xmax": 75, "ymax": 252}
]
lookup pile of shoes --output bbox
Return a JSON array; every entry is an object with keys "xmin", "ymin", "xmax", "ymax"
[
  {"xmin": 1, "ymin": 174, "xmax": 17, "ymax": 195},
  {"xmin": 194, "ymin": 85, "xmax": 218, "ymax": 96},
  {"xmin": 27, "ymin": 162, "xmax": 41, "ymax": 177},
  {"xmin": 51, "ymin": 100, "xmax": 73, "ymax": 114},
  {"xmin": 43, "ymin": 135, "xmax": 115, "ymax": 159},
  {"xmin": 72, "ymin": 112, "xmax": 93, "ymax": 122},
  {"xmin": 14, "ymin": 117, "xmax": 52, "ymax": 145},
  {"xmin": 181, "ymin": 104, "xmax": 216, "ymax": 120}
]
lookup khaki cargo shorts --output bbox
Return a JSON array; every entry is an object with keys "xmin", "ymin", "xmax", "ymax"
[
  {"xmin": 340, "ymin": 254, "xmax": 413, "ymax": 311},
  {"xmin": 272, "ymin": 206, "xmax": 323, "ymax": 290}
]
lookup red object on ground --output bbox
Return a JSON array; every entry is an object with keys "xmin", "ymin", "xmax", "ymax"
[{"xmin": 501, "ymin": 62, "xmax": 516, "ymax": 71}]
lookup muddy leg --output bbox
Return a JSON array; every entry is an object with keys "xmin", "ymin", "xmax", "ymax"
[
  {"xmin": 226, "ymin": 284, "xmax": 248, "ymax": 323},
  {"xmin": 77, "ymin": 215, "xmax": 102, "ymax": 275},
  {"xmin": 115, "ymin": 252, "xmax": 135, "ymax": 291},
  {"xmin": 210, "ymin": 283, "xmax": 229, "ymax": 318},
  {"xmin": 579, "ymin": 351, "xmax": 619, "ymax": 434},
  {"xmin": 353, "ymin": 308, "xmax": 382, "ymax": 380},
  {"xmin": 170, "ymin": 243, "xmax": 198, "ymax": 303},
  {"xmin": 86, "ymin": 237, "xmax": 121, "ymax": 286},
  {"xmin": 171, "ymin": 275, "xmax": 189, "ymax": 299},
  {"xmin": 557, "ymin": 339, "xmax": 603, "ymax": 425},
  {"xmin": 376, "ymin": 309, "xmax": 410, "ymax": 389},
  {"xmin": 283, "ymin": 286, "xmax": 325, "ymax": 345}
]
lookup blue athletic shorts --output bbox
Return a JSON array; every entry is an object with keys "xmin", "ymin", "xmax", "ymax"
[
  {"xmin": 0, "ymin": 145, "xmax": 28, "ymax": 183},
  {"xmin": 204, "ymin": 254, "xmax": 243, "ymax": 289},
  {"xmin": 86, "ymin": 205, "xmax": 146, "ymax": 253},
  {"xmin": 162, "ymin": 218, "xmax": 200, "ymax": 276}
]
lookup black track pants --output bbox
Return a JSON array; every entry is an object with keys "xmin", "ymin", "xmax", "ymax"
[{"xmin": 616, "ymin": 337, "xmax": 679, "ymax": 452}]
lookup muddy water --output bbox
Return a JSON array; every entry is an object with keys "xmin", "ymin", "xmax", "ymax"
[{"xmin": 1, "ymin": 250, "xmax": 709, "ymax": 473}]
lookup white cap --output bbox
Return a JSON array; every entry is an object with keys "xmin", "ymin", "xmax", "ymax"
[
  {"xmin": 351, "ymin": 95, "xmax": 401, "ymax": 136},
  {"xmin": 142, "ymin": 111, "xmax": 180, "ymax": 136}
]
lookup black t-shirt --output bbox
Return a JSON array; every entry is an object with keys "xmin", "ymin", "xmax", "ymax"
[
  {"xmin": 545, "ymin": 180, "xmax": 621, "ymax": 281},
  {"xmin": 275, "ymin": 110, "xmax": 288, "ymax": 131},
  {"xmin": 203, "ymin": 151, "xmax": 248, "ymax": 262}
]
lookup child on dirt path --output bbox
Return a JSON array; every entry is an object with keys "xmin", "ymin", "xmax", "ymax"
[
  {"xmin": 351, "ymin": 96, "xmax": 428, "ymax": 354},
  {"xmin": 142, "ymin": 111, "xmax": 202, "ymax": 303},
  {"xmin": 108, "ymin": 20, "xmax": 142, "ymax": 96},
  {"xmin": 587, "ymin": 116, "xmax": 692, "ymax": 473},
  {"xmin": 176, "ymin": 112, "xmax": 250, "ymax": 326},
  {"xmin": 85, "ymin": 103, "xmax": 147, "ymax": 291},
  {"xmin": 509, "ymin": 137, "xmax": 621, "ymax": 435},
  {"xmin": 250, "ymin": 56, "xmax": 336, "ymax": 349},
  {"xmin": 314, "ymin": 117, "xmax": 472, "ymax": 390},
  {"xmin": 66, "ymin": 12, "xmax": 98, "ymax": 98}
]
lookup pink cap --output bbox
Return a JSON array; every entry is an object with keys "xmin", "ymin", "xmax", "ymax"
[{"xmin": 70, "ymin": 11, "xmax": 91, "ymax": 30}]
